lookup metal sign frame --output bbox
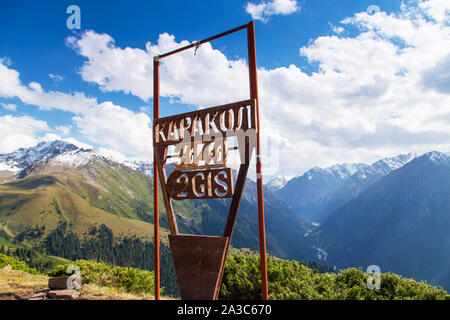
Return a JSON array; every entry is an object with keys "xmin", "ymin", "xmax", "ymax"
[{"xmin": 153, "ymin": 21, "xmax": 268, "ymax": 300}]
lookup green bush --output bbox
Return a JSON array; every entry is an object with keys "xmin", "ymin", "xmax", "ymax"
[
  {"xmin": 220, "ymin": 255, "xmax": 449, "ymax": 300},
  {"xmin": 0, "ymin": 253, "xmax": 39, "ymax": 275},
  {"xmin": 48, "ymin": 259, "xmax": 155, "ymax": 295}
]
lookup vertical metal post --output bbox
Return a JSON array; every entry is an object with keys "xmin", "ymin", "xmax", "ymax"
[
  {"xmin": 247, "ymin": 21, "xmax": 268, "ymax": 300},
  {"xmin": 153, "ymin": 57, "xmax": 160, "ymax": 301}
]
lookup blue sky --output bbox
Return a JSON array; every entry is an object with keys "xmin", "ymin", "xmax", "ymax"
[{"xmin": 1, "ymin": 0, "xmax": 449, "ymax": 176}]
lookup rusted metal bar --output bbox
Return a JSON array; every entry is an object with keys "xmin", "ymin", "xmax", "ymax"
[
  {"xmin": 157, "ymin": 23, "xmax": 249, "ymax": 60},
  {"xmin": 247, "ymin": 20, "xmax": 268, "ymax": 300},
  {"xmin": 223, "ymin": 164, "xmax": 250, "ymax": 238},
  {"xmin": 153, "ymin": 57, "xmax": 160, "ymax": 300},
  {"xmin": 153, "ymin": 99, "xmax": 256, "ymax": 147},
  {"xmin": 156, "ymin": 161, "xmax": 179, "ymax": 234},
  {"xmin": 153, "ymin": 21, "xmax": 267, "ymax": 301},
  {"xmin": 169, "ymin": 234, "xmax": 230, "ymax": 300},
  {"xmin": 219, "ymin": 162, "xmax": 250, "ymax": 298}
]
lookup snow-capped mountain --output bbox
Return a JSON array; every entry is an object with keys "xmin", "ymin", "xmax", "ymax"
[
  {"xmin": 305, "ymin": 163, "xmax": 368, "ymax": 181},
  {"xmin": 276, "ymin": 154, "xmax": 418, "ymax": 223},
  {"xmin": 122, "ymin": 160, "xmax": 153, "ymax": 176},
  {"xmin": 310, "ymin": 151, "xmax": 450, "ymax": 291},
  {"xmin": 277, "ymin": 162, "xmax": 368, "ymax": 222},
  {"xmin": 0, "ymin": 140, "xmax": 81, "ymax": 172},
  {"xmin": 266, "ymin": 174, "xmax": 296, "ymax": 191},
  {"xmin": 2, "ymin": 142, "xmax": 445, "ymax": 226},
  {"xmin": 97, "ymin": 150, "xmax": 153, "ymax": 176},
  {"xmin": 423, "ymin": 151, "xmax": 450, "ymax": 165},
  {"xmin": 0, "ymin": 140, "xmax": 318, "ymax": 264},
  {"xmin": 51, "ymin": 148, "xmax": 97, "ymax": 167},
  {"xmin": 0, "ymin": 140, "xmax": 158, "ymax": 178},
  {"xmin": 0, "ymin": 140, "xmax": 126, "ymax": 180},
  {"xmin": 14, "ymin": 145, "xmax": 111, "ymax": 179},
  {"xmin": 312, "ymin": 153, "xmax": 415, "ymax": 223},
  {"xmin": 353, "ymin": 153, "xmax": 414, "ymax": 180}
]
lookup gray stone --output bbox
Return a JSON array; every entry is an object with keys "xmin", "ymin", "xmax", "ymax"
[
  {"xmin": 48, "ymin": 289, "xmax": 80, "ymax": 300},
  {"xmin": 28, "ymin": 292, "xmax": 48, "ymax": 300},
  {"xmin": 48, "ymin": 276, "xmax": 82, "ymax": 289}
]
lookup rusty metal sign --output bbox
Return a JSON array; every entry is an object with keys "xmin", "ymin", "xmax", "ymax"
[
  {"xmin": 169, "ymin": 234, "xmax": 229, "ymax": 300},
  {"xmin": 166, "ymin": 167, "xmax": 234, "ymax": 200},
  {"xmin": 153, "ymin": 99, "xmax": 257, "ymax": 147},
  {"xmin": 154, "ymin": 99, "xmax": 257, "ymax": 201},
  {"xmin": 153, "ymin": 21, "xmax": 268, "ymax": 300}
]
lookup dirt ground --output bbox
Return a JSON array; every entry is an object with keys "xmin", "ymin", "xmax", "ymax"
[{"xmin": 0, "ymin": 266, "xmax": 156, "ymax": 300}]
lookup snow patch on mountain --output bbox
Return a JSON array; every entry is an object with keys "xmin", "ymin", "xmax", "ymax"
[
  {"xmin": 326, "ymin": 163, "xmax": 368, "ymax": 179},
  {"xmin": 0, "ymin": 140, "xmax": 81, "ymax": 172},
  {"xmin": 423, "ymin": 151, "xmax": 450, "ymax": 165},
  {"xmin": 98, "ymin": 149, "xmax": 153, "ymax": 176},
  {"xmin": 266, "ymin": 174, "xmax": 296, "ymax": 191},
  {"xmin": 0, "ymin": 139, "xmax": 155, "ymax": 176},
  {"xmin": 0, "ymin": 161, "xmax": 21, "ymax": 172},
  {"xmin": 304, "ymin": 163, "xmax": 367, "ymax": 181},
  {"xmin": 375, "ymin": 153, "xmax": 414, "ymax": 171},
  {"xmin": 51, "ymin": 149, "xmax": 97, "ymax": 167},
  {"xmin": 355, "ymin": 153, "xmax": 414, "ymax": 179},
  {"xmin": 305, "ymin": 167, "xmax": 321, "ymax": 180},
  {"xmin": 122, "ymin": 160, "xmax": 153, "ymax": 176}
]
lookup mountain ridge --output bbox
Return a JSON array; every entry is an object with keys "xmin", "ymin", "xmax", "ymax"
[
  {"xmin": 277, "ymin": 154, "xmax": 415, "ymax": 223},
  {"xmin": 309, "ymin": 151, "xmax": 450, "ymax": 290},
  {"xmin": 0, "ymin": 140, "xmax": 317, "ymax": 262}
]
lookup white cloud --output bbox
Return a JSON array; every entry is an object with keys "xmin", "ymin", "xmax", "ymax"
[
  {"xmin": 40, "ymin": 134, "xmax": 94, "ymax": 150},
  {"xmin": 0, "ymin": 115, "xmax": 95, "ymax": 155},
  {"xmin": 0, "ymin": 115, "xmax": 50, "ymax": 153},
  {"xmin": 98, "ymin": 147, "xmax": 128, "ymax": 162},
  {"xmin": 331, "ymin": 25, "xmax": 345, "ymax": 35},
  {"xmin": 48, "ymin": 74, "xmax": 63, "ymax": 82},
  {"xmin": 72, "ymin": 101, "xmax": 153, "ymax": 159},
  {"xmin": 62, "ymin": 137, "xmax": 94, "ymax": 150},
  {"xmin": 40, "ymin": 133, "xmax": 62, "ymax": 142},
  {"xmin": 0, "ymin": 57, "xmax": 12, "ymax": 66},
  {"xmin": 246, "ymin": 0, "xmax": 299, "ymax": 22},
  {"xmin": 259, "ymin": 0, "xmax": 450, "ymax": 170},
  {"xmin": 48, "ymin": 73, "xmax": 64, "ymax": 83},
  {"xmin": 61, "ymin": 0, "xmax": 450, "ymax": 171},
  {"xmin": 139, "ymin": 106, "xmax": 149, "ymax": 114},
  {"xmin": 67, "ymin": 32, "xmax": 153, "ymax": 101},
  {"xmin": 421, "ymin": 54, "xmax": 450, "ymax": 94},
  {"xmin": 0, "ymin": 60, "xmax": 97, "ymax": 114},
  {"xmin": 55, "ymin": 125, "xmax": 71, "ymax": 135},
  {"xmin": 419, "ymin": 0, "xmax": 450, "ymax": 23},
  {"xmin": 1, "ymin": 103, "xmax": 17, "ymax": 111},
  {"xmin": 69, "ymin": 31, "xmax": 249, "ymax": 106},
  {"xmin": 0, "ymin": 60, "xmax": 152, "ymax": 159}
]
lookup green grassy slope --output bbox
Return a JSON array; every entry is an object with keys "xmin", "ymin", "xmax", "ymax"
[
  {"xmin": 0, "ymin": 168, "xmax": 170, "ymax": 244},
  {"xmin": 0, "ymin": 156, "xmax": 316, "ymax": 261}
]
